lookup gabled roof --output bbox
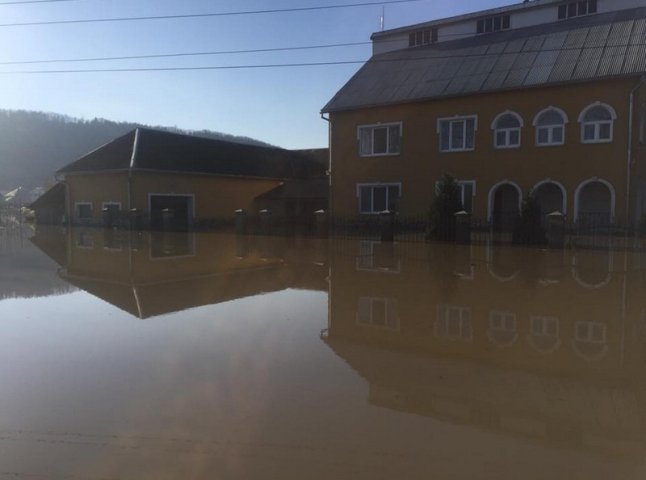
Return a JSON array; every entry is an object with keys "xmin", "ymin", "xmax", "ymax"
[
  {"xmin": 58, "ymin": 128, "xmax": 325, "ymax": 180},
  {"xmin": 323, "ymin": 7, "xmax": 646, "ymax": 113},
  {"xmin": 28, "ymin": 182, "xmax": 65, "ymax": 210}
]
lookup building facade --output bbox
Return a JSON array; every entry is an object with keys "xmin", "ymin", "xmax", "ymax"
[
  {"xmin": 46, "ymin": 128, "xmax": 327, "ymax": 229},
  {"xmin": 323, "ymin": 0, "xmax": 646, "ymax": 227}
]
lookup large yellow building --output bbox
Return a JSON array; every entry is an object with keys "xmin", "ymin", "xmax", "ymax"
[{"xmin": 322, "ymin": 0, "xmax": 646, "ymax": 227}]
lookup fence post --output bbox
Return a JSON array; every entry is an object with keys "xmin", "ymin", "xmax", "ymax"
[
  {"xmin": 454, "ymin": 210, "xmax": 472, "ymax": 245},
  {"xmin": 380, "ymin": 210, "xmax": 395, "ymax": 242},
  {"xmin": 129, "ymin": 208, "xmax": 142, "ymax": 231},
  {"xmin": 259, "ymin": 209, "xmax": 272, "ymax": 236},
  {"xmin": 546, "ymin": 211, "xmax": 565, "ymax": 249},
  {"xmin": 235, "ymin": 209, "xmax": 247, "ymax": 235},
  {"xmin": 314, "ymin": 209, "xmax": 328, "ymax": 238},
  {"xmin": 102, "ymin": 207, "xmax": 114, "ymax": 230}
]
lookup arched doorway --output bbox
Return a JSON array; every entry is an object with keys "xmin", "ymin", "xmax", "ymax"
[
  {"xmin": 533, "ymin": 181, "xmax": 566, "ymax": 216},
  {"xmin": 575, "ymin": 179, "xmax": 615, "ymax": 226},
  {"xmin": 489, "ymin": 182, "xmax": 521, "ymax": 231}
]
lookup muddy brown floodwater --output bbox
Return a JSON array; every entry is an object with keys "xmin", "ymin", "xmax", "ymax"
[{"xmin": 0, "ymin": 227, "xmax": 645, "ymax": 479}]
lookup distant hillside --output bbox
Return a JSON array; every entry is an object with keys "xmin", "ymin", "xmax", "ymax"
[{"xmin": 0, "ymin": 109, "xmax": 273, "ymax": 193}]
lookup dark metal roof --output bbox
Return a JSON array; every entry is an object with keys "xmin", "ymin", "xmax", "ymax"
[
  {"xmin": 323, "ymin": 7, "xmax": 646, "ymax": 113},
  {"xmin": 58, "ymin": 128, "xmax": 326, "ymax": 180}
]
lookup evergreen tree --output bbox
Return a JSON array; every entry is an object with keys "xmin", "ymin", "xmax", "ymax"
[{"xmin": 429, "ymin": 174, "xmax": 463, "ymax": 241}]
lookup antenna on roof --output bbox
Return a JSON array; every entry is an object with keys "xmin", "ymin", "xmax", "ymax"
[{"xmin": 380, "ymin": 5, "xmax": 385, "ymax": 31}]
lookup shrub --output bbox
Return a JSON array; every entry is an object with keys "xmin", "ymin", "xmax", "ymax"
[
  {"xmin": 512, "ymin": 194, "xmax": 547, "ymax": 245},
  {"xmin": 429, "ymin": 174, "xmax": 463, "ymax": 241}
]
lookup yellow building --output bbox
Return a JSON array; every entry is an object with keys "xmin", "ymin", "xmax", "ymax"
[
  {"xmin": 49, "ymin": 128, "xmax": 326, "ymax": 229},
  {"xmin": 322, "ymin": 0, "xmax": 646, "ymax": 227}
]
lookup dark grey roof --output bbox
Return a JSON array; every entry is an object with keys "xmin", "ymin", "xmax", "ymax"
[
  {"xmin": 58, "ymin": 128, "xmax": 325, "ymax": 180},
  {"xmin": 323, "ymin": 7, "xmax": 646, "ymax": 113}
]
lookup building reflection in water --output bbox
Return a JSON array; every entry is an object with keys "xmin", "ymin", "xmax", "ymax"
[
  {"xmin": 28, "ymin": 228, "xmax": 646, "ymax": 471},
  {"xmin": 31, "ymin": 227, "xmax": 329, "ymax": 320},
  {"xmin": 323, "ymin": 239, "xmax": 646, "ymax": 460}
]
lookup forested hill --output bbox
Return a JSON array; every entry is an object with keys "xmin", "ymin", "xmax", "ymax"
[{"xmin": 0, "ymin": 110, "xmax": 272, "ymax": 192}]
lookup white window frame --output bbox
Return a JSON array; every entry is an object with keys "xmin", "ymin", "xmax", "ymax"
[
  {"xmin": 356, "ymin": 182, "xmax": 402, "ymax": 215},
  {"xmin": 75, "ymin": 231, "xmax": 94, "ymax": 249},
  {"xmin": 437, "ymin": 115, "xmax": 478, "ymax": 152},
  {"xmin": 578, "ymin": 102, "xmax": 616, "ymax": 144},
  {"xmin": 75, "ymin": 202, "xmax": 93, "ymax": 220},
  {"xmin": 533, "ymin": 107, "xmax": 568, "ymax": 147},
  {"xmin": 575, "ymin": 321, "xmax": 606, "ymax": 344},
  {"xmin": 530, "ymin": 316, "xmax": 559, "ymax": 338},
  {"xmin": 355, "ymin": 240, "xmax": 401, "ymax": 274},
  {"xmin": 491, "ymin": 111, "xmax": 523, "ymax": 149},
  {"xmin": 432, "ymin": 180, "xmax": 476, "ymax": 212},
  {"xmin": 357, "ymin": 122, "xmax": 402, "ymax": 157},
  {"xmin": 356, "ymin": 297, "xmax": 400, "ymax": 331},
  {"xmin": 435, "ymin": 304, "xmax": 473, "ymax": 342}
]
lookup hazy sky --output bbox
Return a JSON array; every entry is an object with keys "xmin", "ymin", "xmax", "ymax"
[{"xmin": 0, "ymin": 0, "xmax": 511, "ymax": 148}]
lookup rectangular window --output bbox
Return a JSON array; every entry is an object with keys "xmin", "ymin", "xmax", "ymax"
[
  {"xmin": 438, "ymin": 116, "xmax": 477, "ymax": 152},
  {"xmin": 435, "ymin": 304, "xmax": 473, "ymax": 341},
  {"xmin": 76, "ymin": 231, "xmax": 94, "ymax": 249},
  {"xmin": 558, "ymin": 4, "xmax": 567, "ymax": 19},
  {"xmin": 358, "ymin": 123, "xmax": 401, "ymax": 156},
  {"xmin": 356, "ymin": 240, "xmax": 401, "ymax": 273},
  {"xmin": 357, "ymin": 297, "xmax": 400, "ymax": 331},
  {"xmin": 102, "ymin": 202, "xmax": 121, "ymax": 216},
  {"xmin": 76, "ymin": 202, "xmax": 93, "ymax": 219},
  {"xmin": 558, "ymin": 0, "xmax": 597, "ymax": 20},
  {"xmin": 531, "ymin": 316, "xmax": 559, "ymax": 337},
  {"xmin": 358, "ymin": 183, "xmax": 401, "ymax": 214},
  {"xmin": 575, "ymin": 321, "xmax": 606, "ymax": 343},
  {"xmin": 408, "ymin": 28, "xmax": 438, "ymax": 47},
  {"xmin": 458, "ymin": 181, "xmax": 475, "ymax": 213},
  {"xmin": 477, "ymin": 14, "xmax": 510, "ymax": 34},
  {"xmin": 568, "ymin": 3, "xmax": 577, "ymax": 17}
]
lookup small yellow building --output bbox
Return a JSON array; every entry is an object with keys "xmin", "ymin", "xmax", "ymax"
[
  {"xmin": 50, "ymin": 128, "xmax": 326, "ymax": 229},
  {"xmin": 322, "ymin": 0, "xmax": 646, "ymax": 227}
]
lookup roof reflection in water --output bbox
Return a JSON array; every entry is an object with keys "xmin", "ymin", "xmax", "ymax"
[
  {"xmin": 324, "ymin": 239, "xmax": 646, "ymax": 461},
  {"xmin": 31, "ymin": 227, "xmax": 329, "ymax": 319},
  {"xmin": 25, "ymin": 229, "xmax": 646, "ymax": 477}
]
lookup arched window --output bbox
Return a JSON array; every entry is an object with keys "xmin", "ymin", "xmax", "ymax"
[
  {"xmin": 579, "ymin": 103, "xmax": 616, "ymax": 143},
  {"xmin": 492, "ymin": 111, "xmax": 522, "ymax": 148},
  {"xmin": 534, "ymin": 107, "xmax": 568, "ymax": 146}
]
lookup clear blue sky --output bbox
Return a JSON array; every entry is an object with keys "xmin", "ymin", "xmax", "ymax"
[{"xmin": 0, "ymin": 0, "xmax": 511, "ymax": 148}]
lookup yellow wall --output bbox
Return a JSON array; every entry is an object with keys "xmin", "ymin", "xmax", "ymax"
[
  {"xmin": 329, "ymin": 78, "xmax": 640, "ymax": 221},
  {"xmin": 65, "ymin": 172, "xmax": 282, "ymax": 223}
]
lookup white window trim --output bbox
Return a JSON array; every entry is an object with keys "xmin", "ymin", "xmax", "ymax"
[
  {"xmin": 533, "ymin": 107, "xmax": 568, "ymax": 147},
  {"xmin": 457, "ymin": 180, "xmax": 476, "ymax": 210},
  {"xmin": 75, "ymin": 231, "xmax": 94, "ymax": 249},
  {"xmin": 578, "ymin": 102, "xmax": 616, "ymax": 144},
  {"xmin": 355, "ymin": 240, "xmax": 401, "ymax": 274},
  {"xmin": 356, "ymin": 297, "xmax": 400, "ymax": 332},
  {"xmin": 491, "ymin": 110, "xmax": 524, "ymax": 149},
  {"xmin": 437, "ymin": 115, "xmax": 478, "ymax": 152},
  {"xmin": 357, "ymin": 122, "xmax": 403, "ymax": 157},
  {"xmin": 435, "ymin": 304, "xmax": 473, "ymax": 342},
  {"xmin": 102, "ymin": 201, "xmax": 122, "ymax": 210},
  {"xmin": 356, "ymin": 182, "xmax": 402, "ymax": 215},
  {"xmin": 75, "ymin": 201, "xmax": 93, "ymax": 219}
]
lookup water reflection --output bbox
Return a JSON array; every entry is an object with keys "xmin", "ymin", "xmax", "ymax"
[
  {"xmin": 30, "ymin": 227, "xmax": 328, "ymax": 319},
  {"xmin": 8, "ymin": 230, "xmax": 646, "ymax": 478},
  {"xmin": 324, "ymin": 240, "xmax": 646, "ymax": 463}
]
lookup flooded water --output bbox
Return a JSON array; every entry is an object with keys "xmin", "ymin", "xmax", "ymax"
[{"xmin": 1, "ymin": 227, "xmax": 646, "ymax": 479}]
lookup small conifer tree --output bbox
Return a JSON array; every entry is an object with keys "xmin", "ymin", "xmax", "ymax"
[
  {"xmin": 512, "ymin": 193, "xmax": 547, "ymax": 245},
  {"xmin": 429, "ymin": 174, "xmax": 463, "ymax": 241}
]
